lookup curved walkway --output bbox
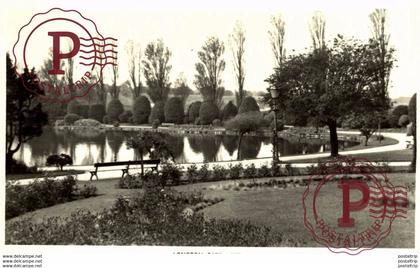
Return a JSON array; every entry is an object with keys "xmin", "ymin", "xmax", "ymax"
[{"xmin": 13, "ymin": 131, "xmax": 410, "ymax": 184}]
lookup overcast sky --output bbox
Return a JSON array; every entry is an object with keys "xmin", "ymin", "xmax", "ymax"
[{"xmin": 1, "ymin": 0, "xmax": 419, "ymax": 98}]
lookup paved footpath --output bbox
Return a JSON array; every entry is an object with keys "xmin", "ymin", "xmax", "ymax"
[{"xmin": 15, "ymin": 131, "xmax": 411, "ymax": 184}]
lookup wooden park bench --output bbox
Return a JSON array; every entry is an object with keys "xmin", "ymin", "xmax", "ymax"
[{"xmin": 89, "ymin": 159, "xmax": 160, "ymax": 180}]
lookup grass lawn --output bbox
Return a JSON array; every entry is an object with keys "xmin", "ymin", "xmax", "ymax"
[
  {"xmin": 288, "ymin": 149, "xmax": 413, "ymax": 164},
  {"xmin": 6, "ymin": 169, "xmax": 85, "ymax": 181},
  {"xmin": 342, "ymin": 136, "xmax": 398, "ymax": 151},
  {"xmin": 177, "ymin": 173, "xmax": 415, "ymax": 248}
]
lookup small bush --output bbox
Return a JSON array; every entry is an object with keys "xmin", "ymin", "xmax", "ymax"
[
  {"xmin": 46, "ymin": 154, "xmax": 73, "ymax": 170},
  {"xmin": 88, "ymin": 104, "xmax": 106, "ymax": 122},
  {"xmin": 160, "ymin": 162, "xmax": 183, "ymax": 186},
  {"xmin": 113, "ymin": 121, "xmax": 120, "ymax": 127},
  {"xmin": 197, "ymin": 164, "xmax": 210, "ymax": 181},
  {"xmin": 212, "ymin": 119, "xmax": 222, "ymax": 127},
  {"xmin": 107, "ymin": 99, "xmax": 124, "ymax": 121},
  {"xmin": 118, "ymin": 110, "xmax": 133, "ymax": 123},
  {"xmin": 102, "ymin": 115, "xmax": 111, "ymax": 124},
  {"xmin": 186, "ymin": 164, "xmax": 199, "ymax": 183},
  {"xmin": 132, "ymin": 96, "xmax": 151, "ymax": 124},
  {"xmin": 212, "ymin": 165, "xmax": 228, "ymax": 181},
  {"xmin": 257, "ymin": 164, "xmax": 272, "ymax": 178},
  {"xmin": 64, "ymin": 113, "xmax": 81, "ymax": 125},
  {"xmin": 78, "ymin": 105, "xmax": 89, "ymax": 118},
  {"xmin": 118, "ymin": 174, "xmax": 143, "ymax": 189},
  {"xmin": 238, "ymin": 96, "xmax": 260, "ymax": 114},
  {"xmin": 228, "ymin": 163, "xmax": 243, "ymax": 179},
  {"xmin": 199, "ymin": 101, "xmax": 219, "ymax": 125},
  {"xmin": 398, "ymin": 114, "xmax": 410, "ymax": 127},
  {"xmin": 55, "ymin": 119, "xmax": 65, "ymax": 127},
  {"xmin": 149, "ymin": 101, "xmax": 165, "ymax": 124},
  {"xmin": 221, "ymin": 101, "xmax": 238, "ymax": 121},
  {"xmin": 77, "ymin": 184, "xmax": 97, "ymax": 198},
  {"xmin": 164, "ymin": 97, "xmax": 184, "ymax": 124},
  {"xmin": 243, "ymin": 163, "xmax": 257, "ymax": 179},
  {"xmin": 194, "ymin": 117, "xmax": 201, "ymax": 125},
  {"xmin": 187, "ymin": 101, "xmax": 202, "ymax": 123},
  {"xmin": 73, "ymin": 118, "xmax": 102, "ymax": 128},
  {"xmin": 152, "ymin": 119, "xmax": 161, "ymax": 129}
]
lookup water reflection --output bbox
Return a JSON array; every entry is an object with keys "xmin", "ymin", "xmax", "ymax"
[{"xmin": 16, "ymin": 128, "xmax": 358, "ymax": 167}]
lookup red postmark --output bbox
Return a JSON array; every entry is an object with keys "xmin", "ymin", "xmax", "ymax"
[
  {"xmin": 302, "ymin": 157, "xmax": 408, "ymax": 255},
  {"xmin": 12, "ymin": 7, "xmax": 117, "ymax": 103}
]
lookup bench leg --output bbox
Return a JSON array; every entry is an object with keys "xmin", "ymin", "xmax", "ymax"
[
  {"xmin": 122, "ymin": 169, "xmax": 128, "ymax": 178},
  {"xmin": 89, "ymin": 172, "xmax": 95, "ymax": 181}
]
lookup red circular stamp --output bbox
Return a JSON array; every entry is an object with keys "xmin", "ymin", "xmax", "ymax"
[
  {"xmin": 12, "ymin": 8, "xmax": 118, "ymax": 103},
  {"xmin": 302, "ymin": 157, "xmax": 408, "ymax": 255}
]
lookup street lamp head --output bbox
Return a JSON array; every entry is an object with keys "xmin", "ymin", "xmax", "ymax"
[{"xmin": 269, "ymin": 88, "xmax": 280, "ymax": 99}]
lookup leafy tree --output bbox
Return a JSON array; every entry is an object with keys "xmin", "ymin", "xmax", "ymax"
[
  {"xmin": 164, "ymin": 97, "xmax": 184, "ymax": 124},
  {"xmin": 265, "ymin": 36, "xmax": 394, "ymax": 157},
  {"xmin": 199, "ymin": 101, "xmax": 220, "ymax": 125},
  {"xmin": 187, "ymin": 101, "xmax": 202, "ymax": 123},
  {"xmin": 132, "ymin": 96, "xmax": 151, "ymax": 124},
  {"xmin": 229, "ymin": 21, "xmax": 246, "ymax": 106},
  {"xmin": 221, "ymin": 101, "xmax": 238, "ymax": 121},
  {"xmin": 172, "ymin": 73, "xmax": 193, "ymax": 106},
  {"xmin": 408, "ymin": 93, "xmax": 416, "ymax": 169},
  {"xmin": 342, "ymin": 113, "xmax": 379, "ymax": 146},
  {"xmin": 238, "ymin": 96, "xmax": 260, "ymax": 114},
  {"xmin": 125, "ymin": 40, "xmax": 143, "ymax": 98},
  {"xmin": 6, "ymin": 53, "xmax": 48, "ymax": 171},
  {"xmin": 194, "ymin": 37, "xmax": 226, "ymax": 109},
  {"xmin": 149, "ymin": 101, "xmax": 165, "ymax": 123},
  {"xmin": 46, "ymin": 154, "xmax": 73, "ymax": 170},
  {"xmin": 127, "ymin": 132, "xmax": 173, "ymax": 176},
  {"xmin": 143, "ymin": 39, "xmax": 172, "ymax": 103},
  {"xmin": 225, "ymin": 111, "xmax": 268, "ymax": 159}
]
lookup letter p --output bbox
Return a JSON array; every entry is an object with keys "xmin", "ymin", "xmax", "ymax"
[
  {"xmin": 48, "ymin": 31, "xmax": 80, "ymax": 75},
  {"xmin": 337, "ymin": 180, "xmax": 370, "ymax": 227}
]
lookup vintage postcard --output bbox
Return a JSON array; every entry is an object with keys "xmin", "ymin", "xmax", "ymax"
[{"xmin": 0, "ymin": 0, "xmax": 418, "ymax": 267}]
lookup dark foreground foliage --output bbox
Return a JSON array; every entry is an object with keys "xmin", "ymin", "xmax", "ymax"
[{"xmin": 6, "ymin": 188, "xmax": 298, "ymax": 246}]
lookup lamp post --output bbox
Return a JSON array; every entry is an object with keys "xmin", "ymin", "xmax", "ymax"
[{"xmin": 269, "ymin": 88, "xmax": 280, "ymax": 174}]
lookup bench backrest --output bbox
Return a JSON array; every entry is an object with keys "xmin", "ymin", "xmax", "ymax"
[{"xmin": 94, "ymin": 159, "xmax": 160, "ymax": 168}]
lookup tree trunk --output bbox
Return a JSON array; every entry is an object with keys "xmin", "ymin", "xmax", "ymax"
[
  {"xmin": 412, "ymin": 125, "xmax": 416, "ymax": 171},
  {"xmin": 237, "ymin": 133, "xmax": 243, "ymax": 160},
  {"xmin": 327, "ymin": 120, "xmax": 339, "ymax": 157},
  {"xmin": 6, "ymin": 152, "xmax": 14, "ymax": 173},
  {"xmin": 140, "ymin": 150, "xmax": 144, "ymax": 176}
]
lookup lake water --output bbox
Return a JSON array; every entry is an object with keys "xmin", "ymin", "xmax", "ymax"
[{"xmin": 15, "ymin": 128, "xmax": 358, "ymax": 167}]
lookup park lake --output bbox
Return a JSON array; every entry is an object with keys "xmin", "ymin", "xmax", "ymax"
[{"xmin": 15, "ymin": 127, "xmax": 359, "ymax": 167}]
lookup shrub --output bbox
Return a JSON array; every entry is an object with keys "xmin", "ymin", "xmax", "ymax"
[
  {"xmin": 118, "ymin": 110, "xmax": 133, "ymax": 123},
  {"xmin": 55, "ymin": 119, "xmax": 65, "ymax": 127},
  {"xmin": 199, "ymin": 101, "xmax": 219, "ymax": 125},
  {"xmin": 225, "ymin": 111, "xmax": 269, "ymax": 133},
  {"xmin": 5, "ymin": 176, "xmax": 81, "ymax": 219},
  {"xmin": 188, "ymin": 101, "xmax": 202, "ymax": 123},
  {"xmin": 186, "ymin": 164, "xmax": 199, "ymax": 183},
  {"xmin": 160, "ymin": 162, "xmax": 183, "ymax": 186},
  {"xmin": 118, "ymin": 174, "xmax": 143, "ymax": 189},
  {"xmin": 46, "ymin": 154, "xmax": 73, "ymax": 170},
  {"xmin": 78, "ymin": 105, "xmax": 89, "ymax": 118},
  {"xmin": 132, "ymin": 96, "xmax": 151, "ymax": 124},
  {"xmin": 152, "ymin": 119, "xmax": 161, "ymax": 129},
  {"xmin": 212, "ymin": 119, "xmax": 222, "ymax": 127},
  {"xmin": 64, "ymin": 113, "xmax": 81, "ymax": 125},
  {"xmin": 197, "ymin": 164, "xmax": 210, "ymax": 181},
  {"xmin": 107, "ymin": 99, "xmax": 124, "ymax": 121},
  {"xmin": 388, "ymin": 105, "xmax": 409, "ymax": 128},
  {"xmin": 194, "ymin": 117, "xmax": 201, "ymax": 125},
  {"xmin": 113, "ymin": 121, "xmax": 120, "ymax": 127},
  {"xmin": 77, "ymin": 184, "xmax": 97, "ymax": 198},
  {"xmin": 221, "ymin": 101, "xmax": 238, "ymax": 121},
  {"xmin": 88, "ymin": 104, "xmax": 106, "ymax": 122},
  {"xmin": 73, "ymin": 118, "xmax": 102, "ymax": 128},
  {"xmin": 102, "ymin": 115, "xmax": 111, "ymax": 124},
  {"xmin": 243, "ymin": 164, "xmax": 257, "ymax": 179},
  {"xmin": 398, "ymin": 114, "xmax": 410, "ymax": 127},
  {"xmin": 212, "ymin": 165, "xmax": 228, "ymax": 181},
  {"xmin": 67, "ymin": 101, "xmax": 80, "ymax": 115},
  {"xmin": 67, "ymin": 102, "xmax": 89, "ymax": 118},
  {"xmin": 228, "ymin": 163, "xmax": 243, "ymax": 179},
  {"xmin": 149, "ymin": 101, "xmax": 165, "ymax": 124},
  {"xmin": 164, "ymin": 97, "xmax": 184, "ymax": 124},
  {"xmin": 257, "ymin": 164, "xmax": 272, "ymax": 178},
  {"xmin": 238, "ymin": 96, "xmax": 260, "ymax": 114}
]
